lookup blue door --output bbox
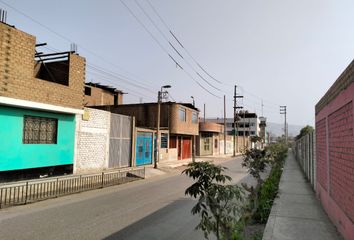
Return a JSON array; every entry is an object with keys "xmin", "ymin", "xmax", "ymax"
[{"xmin": 136, "ymin": 132, "xmax": 153, "ymax": 166}]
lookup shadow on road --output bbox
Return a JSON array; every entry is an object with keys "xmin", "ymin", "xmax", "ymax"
[{"xmin": 104, "ymin": 198, "xmax": 209, "ymax": 240}]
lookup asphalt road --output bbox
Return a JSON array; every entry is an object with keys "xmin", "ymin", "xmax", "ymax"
[{"xmin": 0, "ymin": 157, "xmax": 250, "ymax": 240}]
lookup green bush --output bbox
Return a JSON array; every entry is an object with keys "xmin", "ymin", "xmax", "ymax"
[{"xmin": 253, "ymin": 143, "xmax": 287, "ymax": 223}]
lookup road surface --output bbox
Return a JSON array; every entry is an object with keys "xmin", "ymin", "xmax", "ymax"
[{"xmin": 0, "ymin": 157, "xmax": 251, "ymax": 240}]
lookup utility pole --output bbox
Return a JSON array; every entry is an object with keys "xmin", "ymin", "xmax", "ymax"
[
  {"xmin": 233, "ymin": 85, "xmax": 243, "ymax": 156},
  {"xmin": 203, "ymin": 103, "xmax": 206, "ymax": 123},
  {"xmin": 280, "ymin": 106, "xmax": 287, "ymax": 144},
  {"xmin": 191, "ymin": 96, "xmax": 196, "ymax": 163},
  {"xmin": 243, "ymin": 110, "xmax": 246, "ymax": 150},
  {"xmin": 155, "ymin": 85, "xmax": 171, "ymax": 169},
  {"xmin": 223, "ymin": 95, "xmax": 226, "ymax": 155}
]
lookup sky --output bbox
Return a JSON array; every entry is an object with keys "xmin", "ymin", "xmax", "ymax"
[{"xmin": 1, "ymin": 0, "xmax": 354, "ymax": 127}]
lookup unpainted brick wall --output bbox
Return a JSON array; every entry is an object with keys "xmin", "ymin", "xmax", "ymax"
[
  {"xmin": 0, "ymin": 23, "xmax": 85, "ymax": 109},
  {"xmin": 75, "ymin": 108, "xmax": 110, "ymax": 172}
]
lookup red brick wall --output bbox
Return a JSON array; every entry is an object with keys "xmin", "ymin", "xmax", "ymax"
[
  {"xmin": 315, "ymin": 118, "xmax": 328, "ymax": 190},
  {"xmin": 328, "ymin": 101, "xmax": 354, "ymax": 222},
  {"xmin": 315, "ymin": 60, "xmax": 354, "ymax": 240}
]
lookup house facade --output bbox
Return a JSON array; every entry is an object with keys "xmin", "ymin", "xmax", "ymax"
[
  {"xmin": 96, "ymin": 102, "xmax": 199, "ymax": 164},
  {"xmin": 197, "ymin": 122, "xmax": 223, "ymax": 156},
  {"xmin": 84, "ymin": 82, "xmax": 123, "ymax": 106},
  {"xmin": 0, "ymin": 22, "xmax": 85, "ymax": 181},
  {"xmin": 207, "ymin": 112, "xmax": 260, "ymax": 137}
]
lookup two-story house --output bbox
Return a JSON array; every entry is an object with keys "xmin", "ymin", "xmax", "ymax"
[
  {"xmin": 96, "ymin": 102, "xmax": 199, "ymax": 165},
  {"xmin": 0, "ymin": 22, "xmax": 85, "ymax": 181}
]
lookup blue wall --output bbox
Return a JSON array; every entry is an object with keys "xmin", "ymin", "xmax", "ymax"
[{"xmin": 0, "ymin": 106, "xmax": 76, "ymax": 171}]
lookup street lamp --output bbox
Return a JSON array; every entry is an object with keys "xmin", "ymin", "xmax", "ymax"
[{"xmin": 155, "ymin": 85, "xmax": 171, "ymax": 168}]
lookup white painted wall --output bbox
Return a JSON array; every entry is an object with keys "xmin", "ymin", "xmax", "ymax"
[{"xmin": 75, "ymin": 108, "xmax": 110, "ymax": 173}]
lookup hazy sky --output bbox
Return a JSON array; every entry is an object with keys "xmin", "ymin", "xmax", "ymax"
[{"xmin": 1, "ymin": 0, "xmax": 354, "ymax": 126}]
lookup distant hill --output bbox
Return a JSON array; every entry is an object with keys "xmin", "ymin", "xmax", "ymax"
[{"xmin": 267, "ymin": 122, "xmax": 304, "ymax": 137}]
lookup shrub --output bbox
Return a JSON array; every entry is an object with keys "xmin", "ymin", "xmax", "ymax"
[{"xmin": 183, "ymin": 162, "xmax": 245, "ymax": 240}]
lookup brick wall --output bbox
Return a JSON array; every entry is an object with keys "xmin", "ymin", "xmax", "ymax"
[
  {"xmin": 0, "ymin": 23, "xmax": 85, "ymax": 109},
  {"xmin": 84, "ymin": 86, "xmax": 123, "ymax": 106},
  {"xmin": 75, "ymin": 108, "xmax": 110, "ymax": 173},
  {"xmin": 315, "ymin": 60, "xmax": 354, "ymax": 240},
  {"xmin": 328, "ymin": 101, "xmax": 353, "ymax": 223},
  {"xmin": 315, "ymin": 118, "xmax": 328, "ymax": 190}
]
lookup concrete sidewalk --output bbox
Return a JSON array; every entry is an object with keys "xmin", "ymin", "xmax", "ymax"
[{"xmin": 263, "ymin": 151, "xmax": 342, "ymax": 240}]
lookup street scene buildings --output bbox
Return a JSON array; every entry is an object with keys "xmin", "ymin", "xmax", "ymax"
[{"xmin": 0, "ymin": 2, "xmax": 353, "ymax": 240}]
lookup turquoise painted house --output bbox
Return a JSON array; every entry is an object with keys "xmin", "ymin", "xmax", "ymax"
[
  {"xmin": 0, "ymin": 106, "xmax": 77, "ymax": 172},
  {"xmin": 0, "ymin": 21, "xmax": 85, "ymax": 179}
]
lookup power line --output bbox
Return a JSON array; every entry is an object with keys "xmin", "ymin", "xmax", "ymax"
[
  {"xmin": 0, "ymin": 0, "xmax": 159, "ymax": 93},
  {"xmin": 146, "ymin": 0, "xmax": 223, "ymax": 85},
  {"xmin": 133, "ymin": 0, "xmax": 223, "ymax": 93},
  {"xmin": 120, "ymin": 0, "xmax": 221, "ymax": 98},
  {"xmin": 145, "ymin": 0, "xmax": 284, "ymax": 110}
]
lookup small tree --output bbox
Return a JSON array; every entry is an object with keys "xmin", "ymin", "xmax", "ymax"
[
  {"xmin": 295, "ymin": 125, "xmax": 314, "ymax": 140},
  {"xmin": 241, "ymin": 148, "xmax": 270, "ymax": 218},
  {"xmin": 183, "ymin": 162, "xmax": 244, "ymax": 240}
]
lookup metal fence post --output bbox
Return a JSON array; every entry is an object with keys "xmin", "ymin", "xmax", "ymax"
[
  {"xmin": 0, "ymin": 188, "xmax": 2, "ymax": 209},
  {"xmin": 24, "ymin": 182, "xmax": 29, "ymax": 205},
  {"xmin": 101, "ymin": 172, "xmax": 104, "ymax": 188},
  {"xmin": 56, "ymin": 178, "xmax": 59, "ymax": 197}
]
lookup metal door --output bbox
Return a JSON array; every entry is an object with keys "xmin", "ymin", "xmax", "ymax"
[
  {"xmin": 109, "ymin": 114, "xmax": 132, "ymax": 168},
  {"xmin": 136, "ymin": 132, "xmax": 153, "ymax": 166}
]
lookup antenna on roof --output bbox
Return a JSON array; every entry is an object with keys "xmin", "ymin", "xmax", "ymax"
[
  {"xmin": 0, "ymin": 9, "xmax": 8, "ymax": 23},
  {"xmin": 70, "ymin": 43, "xmax": 78, "ymax": 53}
]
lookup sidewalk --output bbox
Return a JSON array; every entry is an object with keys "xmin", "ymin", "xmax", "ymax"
[{"xmin": 263, "ymin": 151, "xmax": 342, "ymax": 240}]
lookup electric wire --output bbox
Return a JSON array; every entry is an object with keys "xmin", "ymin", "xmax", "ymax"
[
  {"xmin": 120, "ymin": 0, "xmax": 221, "ymax": 98},
  {"xmin": 0, "ymin": 0, "xmax": 159, "ymax": 93},
  {"xmin": 134, "ymin": 0, "xmax": 223, "ymax": 93}
]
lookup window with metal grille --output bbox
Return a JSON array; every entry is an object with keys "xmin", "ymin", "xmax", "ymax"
[{"xmin": 23, "ymin": 116, "xmax": 58, "ymax": 144}]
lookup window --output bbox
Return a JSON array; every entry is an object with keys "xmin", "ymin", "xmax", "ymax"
[
  {"xmin": 179, "ymin": 108, "xmax": 186, "ymax": 122},
  {"xmin": 161, "ymin": 133, "xmax": 168, "ymax": 148},
  {"xmin": 23, "ymin": 116, "xmax": 58, "ymax": 144},
  {"xmin": 214, "ymin": 139, "xmax": 218, "ymax": 148},
  {"xmin": 84, "ymin": 86, "xmax": 92, "ymax": 96},
  {"xmin": 204, "ymin": 138, "xmax": 210, "ymax": 151},
  {"xmin": 192, "ymin": 112, "xmax": 198, "ymax": 123}
]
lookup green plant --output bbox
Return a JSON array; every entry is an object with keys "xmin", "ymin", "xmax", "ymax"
[
  {"xmin": 241, "ymin": 148, "xmax": 271, "ymax": 218},
  {"xmin": 295, "ymin": 125, "xmax": 314, "ymax": 140},
  {"xmin": 253, "ymin": 143, "xmax": 287, "ymax": 223},
  {"xmin": 183, "ymin": 162, "xmax": 244, "ymax": 240}
]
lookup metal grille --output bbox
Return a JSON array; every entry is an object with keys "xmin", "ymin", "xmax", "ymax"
[
  {"xmin": 109, "ymin": 114, "xmax": 132, "ymax": 168},
  {"xmin": 23, "ymin": 116, "xmax": 57, "ymax": 144}
]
